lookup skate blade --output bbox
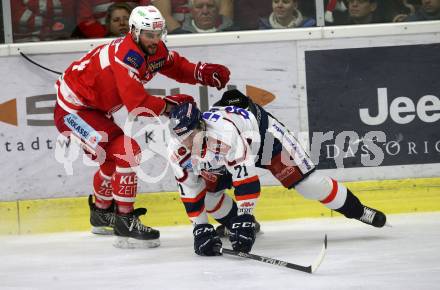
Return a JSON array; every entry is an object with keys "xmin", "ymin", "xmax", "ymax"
[
  {"xmin": 113, "ymin": 236, "xmax": 161, "ymax": 249},
  {"xmin": 91, "ymin": 226, "xmax": 114, "ymax": 235}
]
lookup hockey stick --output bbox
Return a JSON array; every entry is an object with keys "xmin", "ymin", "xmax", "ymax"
[
  {"xmin": 220, "ymin": 234, "xmax": 327, "ymax": 274},
  {"xmin": 20, "ymin": 52, "xmax": 62, "ymax": 75}
]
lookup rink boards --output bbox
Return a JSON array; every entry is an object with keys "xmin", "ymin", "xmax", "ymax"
[
  {"xmin": 1, "ymin": 22, "xmax": 439, "ymax": 235},
  {"xmin": 1, "ymin": 177, "xmax": 439, "ymax": 235},
  {"xmin": 1, "ymin": 22, "xmax": 440, "ymax": 201}
]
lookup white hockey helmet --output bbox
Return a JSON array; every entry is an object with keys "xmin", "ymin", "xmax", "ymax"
[{"xmin": 129, "ymin": 6, "xmax": 167, "ymax": 43}]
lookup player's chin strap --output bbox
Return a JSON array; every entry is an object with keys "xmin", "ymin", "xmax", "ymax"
[{"xmin": 20, "ymin": 52, "xmax": 62, "ymax": 75}]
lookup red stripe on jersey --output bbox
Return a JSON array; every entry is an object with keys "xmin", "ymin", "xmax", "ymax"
[
  {"xmin": 206, "ymin": 194, "xmax": 225, "ymax": 214},
  {"xmin": 179, "ymin": 153, "xmax": 191, "ymax": 166},
  {"xmin": 181, "ymin": 189, "xmax": 207, "ymax": 203},
  {"xmin": 187, "ymin": 206, "xmax": 205, "ymax": 217},
  {"xmin": 233, "ymin": 175, "xmax": 259, "ymax": 187},
  {"xmin": 235, "ymin": 192, "xmax": 260, "ymax": 201},
  {"xmin": 176, "ymin": 169, "xmax": 188, "ymax": 183},
  {"xmin": 320, "ymin": 179, "xmax": 338, "ymax": 204}
]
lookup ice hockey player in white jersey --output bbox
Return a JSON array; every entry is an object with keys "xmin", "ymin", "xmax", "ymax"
[{"xmin": 167, "ymin": 89, "xmax": 387, "ymax": 256}]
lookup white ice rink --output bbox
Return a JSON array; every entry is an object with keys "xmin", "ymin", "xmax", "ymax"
[{"xmin": 1, "ymin": 212, "xmax": 440, "ymax": 290}]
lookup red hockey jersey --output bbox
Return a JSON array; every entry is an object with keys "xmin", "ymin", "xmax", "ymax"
[{"xmin": 57, "ymin": 33, "xmax": 198, "ymax": 116}]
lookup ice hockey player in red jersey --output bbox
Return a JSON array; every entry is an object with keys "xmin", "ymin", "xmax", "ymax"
[
  {"xmin": 53, "ymin": 5, "xmax": 230, "ymax": 249},
  {"xmin": 167, "ymin": 90, "xmax": 386, "ymax": 255}
]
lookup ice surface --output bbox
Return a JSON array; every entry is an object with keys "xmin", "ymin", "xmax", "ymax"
[{"xmin": 1, "ymin": 212, "xmax": 439, "ymax": 290}]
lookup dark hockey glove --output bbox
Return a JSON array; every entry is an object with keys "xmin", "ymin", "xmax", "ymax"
[
  {"xmin": 164, "ymin": 94, "xmax": 194, "ymax": 115},
  {"xmin": 195, "ymin": 62, "xmax": 230, "ymax": 90},
  {"xmin": 229, "ymin": 214, "xmax": 256, "ymax": 253},
  {"xmin": 193, "ymin": 224, "xmax": 222, "ymax": 256}
]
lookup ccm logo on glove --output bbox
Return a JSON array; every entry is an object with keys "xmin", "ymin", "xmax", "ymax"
[
  {"xmin": 194, "ymin": 226, "xmax": 215, "ymax": 236},
  {"xmin": 231, "ymin": 221, "xmax": 255, "ymax": 229}
]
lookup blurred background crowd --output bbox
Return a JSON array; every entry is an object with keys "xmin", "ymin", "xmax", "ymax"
[{"xmin": 1, "ymin": 0, "xmax": 439, "ymax": 43}]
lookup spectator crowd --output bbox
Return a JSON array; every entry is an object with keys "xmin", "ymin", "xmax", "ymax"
[{"xmin": 1, "ymin": 0, "xmax": 439, "ymax": 43}]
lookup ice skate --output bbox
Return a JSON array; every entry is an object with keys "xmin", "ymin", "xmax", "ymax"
[
  {"xmin": 88, "ymin": 195, "xmax": 115, "ymax": 235},
  {"xmin": 356, "ymin": 206, "xmax": 387, "ymax": 228},
  {"xmin": 113, "ymin": 208, "xmax": 160, "ymax": 249},
  {"xmin": 334, "ymin": 190, "xmax": 388, "ymax": 228}
]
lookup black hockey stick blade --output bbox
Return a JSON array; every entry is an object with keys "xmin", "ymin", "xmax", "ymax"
[{"xmin": 221, "ymin": 234, "xmax": 327, "ymax": 274}]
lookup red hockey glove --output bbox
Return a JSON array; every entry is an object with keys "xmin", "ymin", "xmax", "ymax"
[
  {"xmin": 164, "ymin": 94, "xmax": 194, "ymax": 115},
  {"xmin": 195, "ymin": 62, "xmax": 230, "ymax": 90}
]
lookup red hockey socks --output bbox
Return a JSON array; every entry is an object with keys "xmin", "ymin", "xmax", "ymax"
[
  {"xmin": 112, "ymin": 167, "xmax": 138, "ymax": 214},
  {"xmin": 93, "ymin": 170, "xmax": 114, "ymax": 209}
]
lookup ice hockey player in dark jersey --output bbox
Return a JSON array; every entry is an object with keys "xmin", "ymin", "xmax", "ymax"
[
  {"xmin": 168, "ymin": 89, "xmax": 386, "ymax": 255},
  {"xmin": 53, "ymin": 5, "xmax": 230, "ymax": 249}
]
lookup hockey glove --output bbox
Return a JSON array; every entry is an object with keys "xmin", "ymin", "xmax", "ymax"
[
  {"xmin": 193, "ymin": 224, "xmax": 222, "ymax": 256},
  {"xmin": 164, "ymin": 94, "xmax": 194, "ymax": 115},
  {"xmin": 195, "ymin": 62, "xmax": 230, "ymax": 90},
  {"xmin": 229, "ymin": 214, "xmax": 256, "ymax": 253}
]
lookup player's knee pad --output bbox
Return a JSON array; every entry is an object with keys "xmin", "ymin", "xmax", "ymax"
[
  {"xmin": 206, "ymin": 190, "xmax": 235, "ymax": 221},
  {"xmin": 106, "ymin": 135, "xmax": 141, "ymax": 169},
  {"xmin": 294, "ymin": 171, "xmax": 333, "ymax": 201},
  {"xmin": 294, "ymin": 172, "xmax": 347, "ymax": 209}
]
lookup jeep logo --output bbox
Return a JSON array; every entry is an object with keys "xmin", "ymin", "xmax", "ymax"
[{"xmin": 359, "ymin": 88, "xmax": 440, "ymax": 125}]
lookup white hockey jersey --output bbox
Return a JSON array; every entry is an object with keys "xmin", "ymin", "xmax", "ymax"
[{"xmin": 168, "ymin": 106, "xmax": 262, "ymax": 222}]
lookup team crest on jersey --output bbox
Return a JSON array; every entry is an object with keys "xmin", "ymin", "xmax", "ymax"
[
  {"xmin": 123, "ymin": 50, "xmax": 144, "ymax": 69},
  {"xmin": 178, "ymin": 146, "xmax": 187, "ymax": 156}
]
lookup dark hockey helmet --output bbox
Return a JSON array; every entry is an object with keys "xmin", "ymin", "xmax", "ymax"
[{"xmin": 169, "ymin": 102, "xmax": 203, "ymax": 141}]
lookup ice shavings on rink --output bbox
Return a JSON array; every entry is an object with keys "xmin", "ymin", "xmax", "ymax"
[{"xmin": 1, "ymin": 212, "xmax": 440, "ymax": 290}]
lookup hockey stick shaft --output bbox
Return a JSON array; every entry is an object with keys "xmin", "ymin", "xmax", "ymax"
[
  {"xmin": 220, "ymin": 234, "xmax": 327, "ymax": 274},
  {"xmin": 20, "ymin": 52, "xmax": 62, "ymax": 75},
  {"xmin": 221, "ymin": 248, "xmax": 312, "ymax": 273}
]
